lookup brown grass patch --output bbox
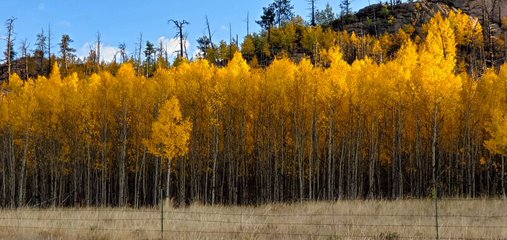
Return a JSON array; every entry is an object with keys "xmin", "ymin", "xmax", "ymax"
[{"xmin": 0, "ymin": 199, "xmax": 505, "ymax": 239}]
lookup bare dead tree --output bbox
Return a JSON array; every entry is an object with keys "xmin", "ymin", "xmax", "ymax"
[
  {"xmin": 368, "ymin": 0, "xmax": 379, "ymax": 38},
  {"xmin": 20, "ymin": 39, "xmax": 29, "ymax": 80},
  {"xmin": 229, "ymin": 23, "xmax": 233, "ymax": 59},
  {"xmin": 169, "ymin": 19, "xmax": 189, "ymax": 59},
  {"xmin": 48, "ymin": 24, "xmax": 52, "ymax": 75},
  {"xmin": 307, "ymin": 0, "xmax": 316, "ymax": 26},
  {"xmin": 137, "ymin": 33, "xmax": 143, "ymax": 74},
  {"xmin": 157, "ymin": 40, "xmax": 165, "ymax": 67},
  {"xmin": 5, "ymin": 17, "xmax": 16, "ymax": 81},
  {"xmin": 184, "ymin": 33, "xmax": 189, "ymax": 59},
  {"xmin": 164, "ymin": 42, "xmax": 169, "ymax": 66},
  {"xmin": 340, "ymin": 0, "xmax": 352, "ymax": 17},
  {"xmin": 245, "ymin": 12, "xmax": 250, "ymax": 36},
  {"xmin": 96, "ymin": 32, "xmax": 101, "ymax": 71},
  {"xmin": 118, "ymin": 42, "xmax": 127, "ymax": 64},
  {"xmin": 206, "ymin": 16, "xmax": 215, "ymax": 50},
  {"xmin": 482, "ymin": 0, "xmax": 500, "ymax": 66},
  {"xmin": 35, "ymin": 29, "xmax": 47, "ymax": 74}
]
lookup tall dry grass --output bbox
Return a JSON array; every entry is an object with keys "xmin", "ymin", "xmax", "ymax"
[{"xmin": 0, "ymin": 199, "xmax": 505, "ymax": 239}]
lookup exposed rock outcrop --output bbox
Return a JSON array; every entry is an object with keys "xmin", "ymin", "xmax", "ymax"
[
  {"xmin": 332, "ymin": 0, "xmax": 507, "ymax": 36},
  {"xmin": 448, "ymin": 0, "xmax": 507, "ymax": 23}
]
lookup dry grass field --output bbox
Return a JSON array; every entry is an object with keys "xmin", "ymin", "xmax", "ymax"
[{"xmin": 0, "ymin": 199, "xmax": 506, "ymax": 239}]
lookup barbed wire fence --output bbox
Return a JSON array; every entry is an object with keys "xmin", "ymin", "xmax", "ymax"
[{"xmin": 0, "ymin": 205, "xmax": 506, "ymax": 239}]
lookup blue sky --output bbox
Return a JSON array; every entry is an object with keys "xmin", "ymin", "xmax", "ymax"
[{"xmin": 1, "ymin": 0, "xmax": 369, "ymax": 63}]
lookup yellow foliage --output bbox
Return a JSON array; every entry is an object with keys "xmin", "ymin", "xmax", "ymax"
[
  {"xmin": 484, "ymin": 63, "xmax": 507, "ymax": 156},
  {"xmin": 0, "ymin": 12, "xmax": 501, "ymax": 203},
  {"xmin": 448, "ymin": 10, "xmax": 483, "ymax": 47},
  {"xmin": 265, "ymin": 58, "xmax": 296, "ymax": 111},
  {"xmin": 485, "ymin": 108, "xmax": 507, "ymax": 155},
  {"xmin": 421, "ymin": 13, "xmax": 456, "ymax": 74},
  {"xmin": 144, "ymin": 96, "xmax": 192, "ymax": 162}
]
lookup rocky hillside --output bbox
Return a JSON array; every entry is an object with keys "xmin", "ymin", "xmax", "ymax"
[
  {"xmin": 450, "ymin": 0, "xmax": 507, "ymax": 23},
  {"xmin": 332, "ymin": 0, "xmax": 506, "ymax": 36}
]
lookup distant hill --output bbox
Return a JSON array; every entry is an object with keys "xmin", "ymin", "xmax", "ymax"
[
  {"xmin": 328, "ymin": 0, "xmax": 507, "ymax": 67},
  {"xmin": 2, "ymin": 0, "xmax": 507, "ymax": 82},
  {"xmin": 450, "ymin": 0, "xmax": 506, "ymax": 23},
  {"xmin": 331, "ymin": 0, "xmax": 506, "ymax": 36},
  {"xmin": 331, "ymin": 0, "xmax": 507, "ymax": 35}
]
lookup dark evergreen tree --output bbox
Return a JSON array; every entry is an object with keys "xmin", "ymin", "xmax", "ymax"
[
  {"xmin": 144, "ymin": 41, "xmax": 156, "ymax": 77},
  {"xmin": 59, "ymin": 34, "xmax": 76, "ymax": 74},
  {"xmin": 273, "ymin": 0, "xmax": 295, "ymax": 26},
  {"xmin": 34, "ymin": 29, "xmax": 47, "ymax": 74}
]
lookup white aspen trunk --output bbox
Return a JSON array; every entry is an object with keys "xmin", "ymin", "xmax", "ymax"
[
  {"xmin": 18, "ymin": 131, "xmax": 29, "ymax": 206},
  {"xmin": 166, "ymin": 158, "xmax": 171, "ymax": 200}
]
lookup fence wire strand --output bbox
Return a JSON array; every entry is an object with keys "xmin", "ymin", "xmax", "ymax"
[{"xmin": 0, "ymin": 208, "xmax": 505, "ymax": 239}]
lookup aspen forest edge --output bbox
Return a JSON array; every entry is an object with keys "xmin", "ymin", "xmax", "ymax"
[{"xmin": 2, "ymin": 0, "xmax": 507, "ymax": 210}]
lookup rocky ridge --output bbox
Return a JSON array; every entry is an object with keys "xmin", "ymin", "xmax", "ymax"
[{"xmin": 332, "ymin": 0, "xmax": 507, "ymax": 36}]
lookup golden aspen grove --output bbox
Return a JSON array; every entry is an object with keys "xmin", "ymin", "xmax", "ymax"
[{"xmin": 1, "ymin": 6, "xmax": 507, "ymax": 210}]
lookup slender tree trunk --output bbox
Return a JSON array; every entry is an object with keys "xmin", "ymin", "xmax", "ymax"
[
  {"xmin": 392, "ymin": 107, "xmax": 397, "ymax": 198},
  {"xmin": 378, "ymin": 118, "xmax": 386, "ymax": 198},
  {"xmin": 416, "ymin": 118, "xmax": 422, "ymax": 197},
  {"xmin": 347, "ymin": 110, "xmax": 354, "ymax": 199},
  {"xmin": 166, "ymin": 158, "xmax": 171, "ymax": 200},
  {"xmin": 141, "ymin": 148, "xmax": 147, "ymax": 206},
  {"xmin": 18, "ymin": 131, "xmax": 29, "ymax": 206},
  {"xmin": 2, "ymin": 137, "xmax": 6, "ymax": 207},
  {"xmin": 180, "ymin": 156, "xmax": 186, "ymax": 205},
  {"xmin": 298, "ymin": 119, "xmax": 304, "ymax": 202},
  {"xmin": 338, "ymin": 139, "xmax": 345, "ymax": 199},
  {"xmin": 101, "ymin": 96, "xmax": 108, "ymax": 206},
  {"xmin": 9, "ymin": 128, "xmax": 15, "ymax": 208},
  {"xmin": 502, "ymin": 155, "xmax": 505, "ymax": 199},
  {"xmin": 134, "ymin": 146, "xmax": 140, "ymax": 207},
  {"xmin": 33, "ymin": 155, "xmax": 39, "ymax": 206},
  {"xmin": 368, "ymin": 119, "xmax": 377, "ymax": 199},
  {"xmin": 353, "ymin": 113, "xmax": 362, "ymax": 199},
  {"xmin": 432, "ymin": 104, "xmax": 440, "ymax": 239},
  {"xmin": 86, "ymin": 144, "xmax": 91, "ymax": 206},
  {"xmin": 397, "ymin": 106, "xmax": 403, "ymax": 198},
  {"xmin": 466, "ymin": 106, "xmax": 473, "ymax": 197},
  {"xmin": 6, "ymin": 18, "xmax": 16, "ymax": 81},
  {"xmin": 292, "ymin": 112, "xmax": 298, "ymax": 200},
  {"xmin": 241, "ymin": 112, "xmax": 247, "ymax": 203},
  {"xmin": 73, "ymin": 146, "xmax": 78, "ymax": 205},
  {"xmin": 327, "ymin": 107, "xmax": 334, "ymax": 199},
  {"xmin": 212, "ymin": 111, "xmax": 219, "ymax": 205},
  {"xmin": 119, "ymin": 99, "xmax": 127, "ymax": 206},
  {"xmin": 310, "ymin": 109, "xmax": 317, "ymax": 200},
  {"xmin": 432, "ymin": 105, "xmax": 439, "ymax": 198},
  {"xmin": 153, "ymin": 156, "xmax": 159, "ymax": 205},
  {"xmin": 95, "ymin": 161, "xmax": 99, "ymax": 206},
  {"xmin": 487, "ymin": 154, "xmax": 492, "ymax": 196},
  {"xmin": 190, "ymin": 113, "xmax": 198, "ymax": 202}
]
